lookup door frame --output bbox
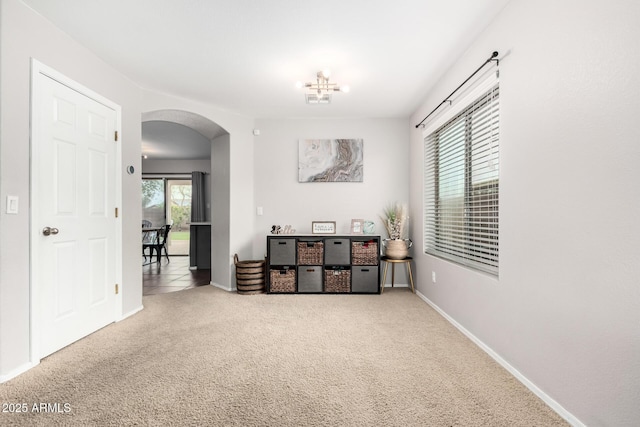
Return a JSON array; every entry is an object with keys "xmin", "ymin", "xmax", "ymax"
[{"xmin": 29, "ymin": 59, "xmax": 123, "ymax": 362}]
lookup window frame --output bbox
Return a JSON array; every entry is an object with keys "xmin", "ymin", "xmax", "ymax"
[{"xmin": 423, "ymin": 76, "xmax": 499, "ymax": 276}]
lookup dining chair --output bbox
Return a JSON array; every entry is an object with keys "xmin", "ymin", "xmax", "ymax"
[
  {"xmin": 143, "ymin": 224, "xmax": 171, "ymax": 263},
  {"xmin": 142, "ymin": 220, "xmax": 154, "ymax": 260}
]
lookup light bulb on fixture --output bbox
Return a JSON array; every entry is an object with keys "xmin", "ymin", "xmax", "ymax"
[{"xmin": 298, "ymin": 69, "xmax": 348, "ymax": 104}]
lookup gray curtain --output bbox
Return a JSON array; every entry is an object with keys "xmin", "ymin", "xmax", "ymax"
[{"xmin": 191, "ymin": 171, "xmax": 206, "ymax": 222}]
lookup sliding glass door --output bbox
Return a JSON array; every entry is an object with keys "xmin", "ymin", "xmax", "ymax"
[
  {"xmin": 142, "ymin": 177, "xmax": 192, "ymax": 256},
  {"xmin": 142, "ymin": 179, "xmax": 165, "ymax": 226},
  {"xmin": 166, "ymin": 179, "xmax": 191, "ymax": 255}
]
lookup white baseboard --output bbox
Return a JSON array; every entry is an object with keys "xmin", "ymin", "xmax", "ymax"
[
  {"xmin": 118, "ymin": 304, "xmax": 144, "ymax": 321},
  {"xmin": 210, "ymin": 282, "xmax": 234, "ymax": 292},
  {"xmin": 0, "ymin": 361, "xmax": 39, "ymax": 384},
  {"xmin": 381, "ymin": 283, "xmax": 409, "ymax": 288},
  {"xmin": 415, "ymin": 290, "xmax": 585, "ymax": 427}
]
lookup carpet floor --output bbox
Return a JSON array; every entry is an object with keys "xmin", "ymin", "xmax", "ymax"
[{"xmin": 0, "ymin": 286, "xmax": 568, "ymax": 426}]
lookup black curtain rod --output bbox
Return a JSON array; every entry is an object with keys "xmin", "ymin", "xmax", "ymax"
[{"xmin": 415, "ymin": 51, "xmax": 499, "ymax": 129}]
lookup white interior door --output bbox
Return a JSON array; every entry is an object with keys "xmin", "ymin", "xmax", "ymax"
[{"xmin": 33, "ymin": 68, "xmax": 118, "ymax": 358}]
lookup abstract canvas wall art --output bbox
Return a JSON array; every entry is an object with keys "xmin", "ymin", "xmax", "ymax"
[{"xmin": 298, "ymin": 139, "xmax": 363, "ymax": 182}]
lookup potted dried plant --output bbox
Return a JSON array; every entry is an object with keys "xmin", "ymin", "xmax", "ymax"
[{"xmin": 380, "ymin": 203, "xmax": 412, "ymax": 259}]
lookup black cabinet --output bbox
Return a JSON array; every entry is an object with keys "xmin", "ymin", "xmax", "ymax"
[
  {"xmin": 190, "ymin": 224, "xmax": 211, "ymax": 269},
  {"xmin": 266, "ymin": 235, "xmax": 380, "ymax": 294}
]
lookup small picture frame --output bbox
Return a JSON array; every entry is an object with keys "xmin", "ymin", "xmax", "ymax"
[
  {"xmin": 350, "ymin": 219, "xmax": 364, "ymax": 234},
  {"xmin": 312, "ymin": 221, "xmax": 336, "ymax": 234}
]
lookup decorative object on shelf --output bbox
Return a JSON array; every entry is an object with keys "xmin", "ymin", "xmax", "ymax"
[
  {"xmin": 271, "ymin": 225, "xmax": 296, "ymax": 234},
  {"xmin": 381, "ymin": 203, "xmax": 408, "ymax": 240},
  {"xmin": 380, "ymin": 203, "xmax": 412, "ymax": 259},
  {"xmin": 296, "ymin": 69, "xmax": 350, "ymax": 104},
  {"xmin": 350, "ymin": 219, "xmax": 364, "ymax": 234},
  {"xmin": 363, "ymin": 220, "xmax": 375, "ymax": 234},
  {"xmin": 299, "ymin": 139, "xmax": 363, "ymax": 182},
  {"xmin": 312, "ymin": 221, "xmax": 336, "ymax": 234}
]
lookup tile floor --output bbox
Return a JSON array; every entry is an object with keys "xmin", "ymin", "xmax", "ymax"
[{"xmin": 143, "ymin": 255, "xmax": 211, "ymax": 295}]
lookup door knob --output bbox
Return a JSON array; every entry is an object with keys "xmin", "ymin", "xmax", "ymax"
[{"xmin": 42, "ymin": 227, "xmax": 59, "ymax": 236}]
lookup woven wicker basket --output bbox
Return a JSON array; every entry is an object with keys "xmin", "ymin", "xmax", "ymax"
[
  {"xmin": 297, "ymin": 241, "xmax": 324, "ymax": 265},
  {"xmin": 324, "ymin": 269, "xmax": 351, "ymax": 293},
  {"xmin": 234, "ymin": 254, "xmax": 265, "ymax": 294},
  {"xmin": 351, "ymin": 240, "xmax": 379, "ymax": 265},
  {"xmin": 269, "ymin": 269, "xmax": 296, "ymax": 293}
]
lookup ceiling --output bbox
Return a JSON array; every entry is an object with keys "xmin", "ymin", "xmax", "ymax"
[
  {"xmin": 141, "ymin": 110, "xmax": 227, "ymax": 159},
  {"xmin": 22, "ymin": 0, "xmax": 510, "ymax": 120},
  {"xmin": 142, "ymin": 121, "xmax": 212, "ymax": 160}
]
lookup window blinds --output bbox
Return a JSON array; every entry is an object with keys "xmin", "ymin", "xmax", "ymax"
[{"xmin": 424, "ymin": 84, "xmax": 499, "ymax": 275}]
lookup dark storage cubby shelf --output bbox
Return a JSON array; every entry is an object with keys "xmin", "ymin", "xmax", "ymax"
[{"xmin": 266, "ymin": 235, "xmax": 380, "ymax": 294}]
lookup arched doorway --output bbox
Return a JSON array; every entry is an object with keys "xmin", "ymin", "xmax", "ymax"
[{"xmin": 141, "ymin": 110, "xmax": 230, "ymax": 294}]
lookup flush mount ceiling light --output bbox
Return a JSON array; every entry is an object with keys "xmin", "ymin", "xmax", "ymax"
[{"xmin": 296, "ymin": 69, "xmax": 350, "ymax": 104}]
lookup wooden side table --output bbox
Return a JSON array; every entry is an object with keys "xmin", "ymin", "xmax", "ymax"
[{"xmin": 380, "ymin": 256, "xmax": 415, "ymax": 294}]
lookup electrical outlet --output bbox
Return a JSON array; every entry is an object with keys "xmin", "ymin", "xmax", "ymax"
[{"xmin": 431, "ymin": 271, "xmax": 436, "ymax": 283}]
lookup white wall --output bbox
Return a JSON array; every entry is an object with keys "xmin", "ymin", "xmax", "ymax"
[
  {"xmin": 211, "ymin": 134, "xmax": 231, "ymax": 288},
  {"xmin": 141, "ymin": 91, "xmax": 254, "ymax": 290},
  {"xmin": 252, "ymin": 118, "xmax": 411, "ymax": 285},
  {"xmin": 0, "ymin": 0, "xmax": 143, "ymax": 379},
  {"xmin": 409, "ymin": 1, "xmax": 640, "ymax": 425}
]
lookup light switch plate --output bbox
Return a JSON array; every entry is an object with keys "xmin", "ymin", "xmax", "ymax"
[{"xmin": 6, "ymin": 195, "xmax": 18, "ymax": 214}]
